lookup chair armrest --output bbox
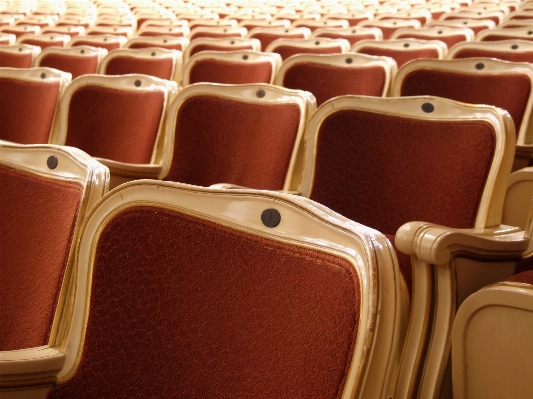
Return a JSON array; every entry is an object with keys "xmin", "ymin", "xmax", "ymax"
[
  {"xmin": 395, "ymin": 222, "xmax": 529, "ymax": 266},
  {"xmin": 96, "ymin": 158, "xmax": 164, "ymax": 179},
  {"xmin": 0, "ymin": 346, "xmax": 65, "ymax": 387}
]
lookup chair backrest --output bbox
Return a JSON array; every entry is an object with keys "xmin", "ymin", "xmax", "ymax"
[
  {"xmin": 17, "ymin": 33, "xmax": 71, "ymax": 49},
  {"xmin": 238, "ymin": 18, "xmax": 290, "ymax": 31},
  {"xmin": 54, "ymin": 74, "xmax": 178, "ymax": 184},
  {"xmin": 41, "ymin": 25, "xmax": 86, "ymax": 37},
  {"xmin": 426, "ymin": 18, "xmax": 497, "ymax": 34},
  {"xmin": 311, "ymin": 26, "xmax": 383, "ymax": 46},
  {"xmin": 476, "ymin": 27, "xmax": 533, "ymax": 41},
  {"xmin": 0, "ymin": 67, "xmax": 70, "ymax": 144},
  {"xmin": 392, "ymin": 58, "xmax": 533, "ymax": 145},
  {"xmin": 265, "ymin": 37, "xmax": 350, "ymax": 60},
  {"xmin": 136, "ymin": 25, "xmax": 190, "ymax": 37},
  {"xmin": 163, "ymin": 83, "xmax": 316, "ymax": 190},
  {"xmin": 448, "ymin": 39, "xmax": 533, "ymax": 62},
  {"xmin": 125, "ymin": 36, "xmax": 190, "ymax": 52},
  {"xmin": 0, "ymin": 143, "xmax": 108, "ymax": 352},
  {"xmin": 98, "ymin": 47, "xmax": 182, "ymax": 82},
  {"xmin": 357, "ymin": 19, "xmax": 422, "ymax": 39},
  {"xmin": 42, "ymin": 180, "xmax": 405, "ymax": 399},
  {"xmin": 0, "ymin": 32, "xmax": 16, "ymax": 45},
  {"xmin": 0, "ymin": 43, "xmax": 40, "ymax": 67},
  {"xmin": 34, "ymin": 46, "xmax": 108, "ymax": 79},
  {"xmin": 274, "ymin": 53, "xmax": 396, "ymax": 105},
  {"xmin": 0, "ymin": 25, "xmax": 41, "ymax": 38},
  {"xmin": 184, "ymin": 37, "xmax": 261, "ymax": 62},
  {"xmin": 441, "ymin": 10, "xmax": 505, "ymax": 24},
  {"xmin": 247, "ymin": 26, "xmax": 311, "ymax": 50},
  {"xmin": 292, "ymin": 19, "xmax": 349, "ymax": 32},
  {"xmin": 85, "ymin": 25, "xmax": 134, "ymax": 39},
  {"xmin": 322, "ymin": 11, "xmax": 374, "ymax": 26},
  {"xmin": 183, "ymin": 50, "xmax": 281, "ymax": 86},
  {"xmin": 376, "ymin": 9, "xmax": 433, "ymax": 24},
  {"xmin": 391, "ymin": 26, "xmax": 475, "ymax": 48},
  {"xmin": 189, "ymin": 26, "xmax": 248, "ymax": 40},
  {"xmin": 352, "ymin": 39, "xmax": 447, "ymax": 68},
  {"xmin": 68, "ymin": 34, "xmax": 127, "ymax": 51}
]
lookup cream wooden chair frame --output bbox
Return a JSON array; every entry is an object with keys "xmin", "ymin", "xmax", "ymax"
[
  {"xmin": 476, "ymin": 27, "xmax": 533, "ymax": 41},
  {"xmin": 425, "ymin": 19, "xmax": 496, "ymax": 34},
  {"xmin": 4, "ymin": 179, "xmax": 406, "ymax": 398},
  {"xmin": 0, "ymin": 43, "xmax": 41, "ymax": 66},
  {"xmin": 17, "ymin": 33, "xmax": 71, "ymax": 48},
  {"xmin": 0, "ymin": 142, "xmax": 109, "ymax": 392},
  {"xmin": 311, "ymin": 26, "xmax": 383, "ymax": 43},
  {"xmin": 125, "ymin": 36, "xmax": 190, "ymax": 52},
  {"xmin": 447, "ymin": 39, "xmax": 533, "ymax": 60},
  {"xmin": 265, "ymin": 37, "xmax": 351, "ymax": 56},
  {"xmin": 67, "ymin": 34, "xmax": 127, "ymax": 50},
  {"xmin": 182, "ymin": 50, "xmax": 282, "ymax": 86},
  {"xmin": 0, "ymin": 32, "xmax": 16, "ymax": 45},
  {"xmin": 297, "ymin": 95, "xmax": 528, "ymax": 399},
  {"xmin": 40, "ymin": 26, "xmax": 86, "ymax": 37},
  {"xmin": 188, "ymin": 26, "xmax": 248, "ymax": 41},
  {"xmin": 52, "ymin": 74, "xmax": 178, "ymax": 187},
  {"xmin": 183, "ymin": 37, "xmax": 261, "ymax": 62},
  {"xmin": 390, "ymin": 26, "xmax": 476, "ymax": 45},
  {"xmin": 85, "ymin": 25, "xmax": 134, "ymax": 39},
  {"xmin": 351, "ymin": 39, "xmax": 448, "ymax": 65},
  {"xmin": 136, "ymin": 25, "xmax": 190, "ymax": 37}
]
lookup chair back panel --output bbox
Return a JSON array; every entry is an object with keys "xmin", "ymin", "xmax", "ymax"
[
  {"xmin": 249, "ymin": 32, "xmax": 306, "ymax": 49},
  {"xmin": 399, "ymin": 70, "xmax": 531, "ymax": 138},
  {"xmin": 308, "ymin": 109, "xmax": 496, "ymax": 234},
  {"xmin": 451, "ymin": 48, "xmax": 533, "ymax": 63},
  {"xmin": 188, "ymin": 43, "xmax": 255, "ymax": 58},
  {"xmin": 0, "ymin": 49, "xmax": 34, "ymax": 67},
  {"xmin": 273, "ymin": 44, "xmax": 344, "ymax": 61},
  {"xmin": 64, "ymin": 86, "xmax": 164, "ymax": 164},
  {"xmin": 39, "ymin": 53, "xmax": 99, "ymax": 78},
  {"xmin": 188, "ymin": 58, "xmax": 273, "ymax": 84},
  {"xmin": 0, "ymin": 77, "xmax": 60, "ymax": 143},
  {"xmin": 0, "ymin": 164, "xmax": 83, "ymax": 351},
  {"xmin": 281, "ymin": 63, "xmax": 386, "ymax": 105},
  {"xmin": 165, "ymin": 96, "xmax": 301, "ymax": 189},
  {"xmin": 103, "ymin": 56, "xmax": 174, "ymax": 80},
  {"xmin": 47, "ymin": 205, "xmax": 360, "ymax": 398},
  {"xmin": 356, "ymin": 46, "xmax": 440, "ymax": 67}
]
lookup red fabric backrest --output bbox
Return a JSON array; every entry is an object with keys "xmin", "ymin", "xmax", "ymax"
[
  {"xmin": 282, "ymin": 63, "xmax": 386, "ymax": 106},
  {"xmin": 395, "ymin": 33, "xmax": 467, "ymax": 48},
  {"xmin": 314, "ymin": 32, "xmax": 377, "ymax": 46},
  {"xmin": 399, "ymin": 69, "xmax": 531, "ymax": 137},
  {"xmin": 481, "ymin": 34, "xmax": 533, "ymax": 42},
  {"xmin": 0, "ymin": 50, "xmax": 33, "ymax": 68},
  {"xmin": 47, "ymin": 206, "xmax": 360, "ymax": 398},
  {"xmin": 189, "ymin": 43, "xmax": 254, "ymax": 57},
  {"xmin": 164, "ymin": 95, "xmax": 301, "ymax": 189},
  {"xmin": 104, "ymin": 56, "xmax": 174, "ymax": 80},
  {"xmin": 71, "ymin": 40, "xmax": 122, "ymax": 51},
  {"xmin": 189, "ymin": 31, "xmax": 243, "ymax": 40},
  {"xmin": 357, "ymin": 46, "xmax": 440, "ymax": 67},
  {"xmin": 452, "ymin": 48, "xmax": 533, "ymax": 63},
  {"xmin": 39, "ymin": 53, "xmax": 99, "ymax": 79},
  {"xmin": 0, "ymin": 164, "xmax": 83, "ymax": 351},
  {"xmin": 188, "ymin": 59, "xmax": 273, "ymax": 84},
  {"xmin": 64, "ymin": 85, "xmax": 164, "ymax": 163},
  {"xmin": 0, "ymin": 77, "xmax": 60, "ymax": 143},
  {"xmin": 309, "ymin": 109, "xmax": 496, "ymax": 234},
  {"xmin": 19, "ymin": 38, "xmax": 66, "ymax": 49},
  {"xmin": 273, "ymin": 45, "xmax": 344, "ymax": 61},
  {"xmin": 128, "ymin": 41, "xmax": 184, "ymax": 51},
  {"xmin": 138, "ymin": 30, "xmax": 186, "ymax": 37},
  {"xmin": 250, "ymin": 32, "xmax": 306, "ymax": 50}
]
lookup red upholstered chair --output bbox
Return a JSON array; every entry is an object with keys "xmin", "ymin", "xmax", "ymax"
[
  {"xmin": 352, "ymin": 39, "xmax": 447, "ymax": 68},
  {"xmin": 440, "ymin": 10, "xmax": 506, "ymax": 25},
  {"xmin": 447, "ymin": 39, "xmax": 533, "ymax": 62},
  {"xmin": 98, "ymin": 47, "xmax": 182, "ymax": 83},
  {"xmin": 0, "ymin": 143, "xmax": 109, "ymax": 390},
  {"xmin": 238, "ymin": 18, "xmax": 290, "ymax": 31},
  {"xmin": 0, "ymin": 32, "xmax": 16, "ymax": 45},
  {"xmin": 426, "ymin": 19, "xmax": 497, "ymax": 34},
  {"xmin": 476, "ymin": 27, "xmax": 533, "ymax": 41},
  {"xmin": 274, "ymin": 53, "xmax": 396, "ymax": 106},
  {"xmin": 184, "ymin": 37, "xmax": 261, "ymax": 62},
  {"xmin": 68, "ymin": 34, "xmax": 127, "ymax": 51},
  {"xmin": 0, "ymin": 67, "xmax": 70, "ymax": 144},
  {"xmin": 1, "ymin": 180, "xmax": 406, "ymax": 398},
  {"xmin": 17, "ymin": 33, "xmax": 71, "ymax": 49},
  {"xmin": 85, "ymin": 26, "xmax": 134, "ymax": 39},
  {"xmin": 297, "ymin": 95, "xmax": 525, "ymax": 399},
  {"xmin": 311, "ymin": 26, "xmax": 382, "ymax": 46},
  {"xmin": 391, "ymin": 26, "xmax": 475, "ymax": 49},
  {"xmin": 136, "ymin": 25, "xmax": 190, "ymax": 38},
  {"xmin": 321, "ymin": 11, "xmax": 374, "ymax": 27},
  {"xmin": 183, "ymin": 50, "xmax": 281, "ymax": 86},
  {"xmin": 162, "ymin": 83, "xmax": 316, "ymax": 191},
  {"xmin": 392, "ymin": 58, "xmax": 533, "ymax": 169},
  {"xmin": 188, "ymin": 26, "xmax": 248, "ymax": 41},
  {"xmin": 265, "ymin": 38, "xmax": 350, "ymax": 60},
  {"xmin": 0, "ymin": 25, "xmax": 41, "ymax": 38},
  {"xmin": 125, "ymin": 36, "xmax": 190, "ymax": 52},
  {"xmin": 41, "ymin": 26, "xmax": 86, "ymax": 38},
  {"xmin": 357, "ymin": 19, "xmax": 422, "ymax": 40},
  {"xmin": 34, "ymin": 46, "xmax": 107, "ymax": 79},
  {"xmin": 188, "ymin": 19, "xmax": 237, "ymax": 30},
  {"xmin": 53, "ymin": 74, "xmax": 178, "ymax": 188},
  {"xmin": 0, "ymin": 43, "xmax": 40, "ymax": 67},
  {"xmin": 247, "ymin": 27, "xmax": 311, "ymax": 50},
  {"xmin": 376, "ymin": 9, "xmax": 433, "ymax": 25},
  {"xmin": 291, "ymin": 19, "xmax": 349, "ymax": 32}
]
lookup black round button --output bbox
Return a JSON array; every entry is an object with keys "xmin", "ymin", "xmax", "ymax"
[
  {"xmin": 421, "ymin": 102, "xmax": 434, "ymax": 113},
  {"xmin": 47, "ymin": 155, "xmax": 58, "ymax": 169},
  {"xmin": 261, "ymin": 208, "xmax": 281, "ymax": 228}
]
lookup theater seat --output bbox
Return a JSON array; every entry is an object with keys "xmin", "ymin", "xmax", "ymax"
[
  {"xmin": 34, "ymin": 46, "xmax": 107, "ymax": 79},
  {"xmin": 4, "ymin": 180, "xmax": 406, "ymax": 399},
  {"xmin": 0, "ymin": 44, "xmax": 40, "ymax": 68}
]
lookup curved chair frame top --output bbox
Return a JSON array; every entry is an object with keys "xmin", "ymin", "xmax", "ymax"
[
  {"xmin": 311, "ymin": 26, "xmax": 383, "ymax": 42},
  {"xmin": 183, "ymin": 37, "xmax": 261, "ymax": 61},
  {"xmin": 447, "ymin": 39, "xmax": 533, "ymax": 60}
]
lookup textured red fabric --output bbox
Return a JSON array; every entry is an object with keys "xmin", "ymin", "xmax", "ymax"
[
  {"xmin": 356, "ymin": 47, "xmax": 440, "ymax": 68},
  {"xmin": 282, "ymin": 63, "xmax": 386, "ymax": 106},
  {"xmin": 0, "ymin": 165, "xmax": 83, "ymax": 351},
  {"xmin": 47, "ymin": 206, "xmax": 360, "ymax": 399},
  {"xmin": 189, "ymin": 31, "xmax": 243, "ymax": 40},
  {"xmin": 481, "ymin": 35, "xmax": 533, "ymax": 42},
  {"xmin": 39, "ymin": 53, "xmax": 99, "ymax": 79},
  {"xmin": 250, "ymin": 33, "xmax": 306, "ymax": 50},
  {"xmin": 452, "ymin": 49, "xmax": 533, "ymax": 63},
  {"xmin": 273, "ymin": 45, "xmax": 345, "ymax": 61},
  {"xmin": 138, "ymin": 30, "xmax": 186, "ymax": 38},
  {"xmin": 314, "ymin": 32, "xmax": 377, "ymax": 46},
  {"xmin": 0, "ymin": 50, "xmax": 34, "ymax": 68},
  {"xmin": 400, "ymin": 70, "xmax": 531, "ymax": 138},
  {"xmin": 64, "ymin": 85, "xmax": 164, "ymax": 164},
  {"xmin": 189, "ymin": 43, "xmax": 255, "ymax": 57},
  {"xmin": 395, "ymin": 33, "xmax": 467, "ymax": 48},
  {"xmin": 164, "ymin": 96, "xmax": 301, "ymax": 189},
  {"xmin": 0, "ymin": 77, "xmax": 60, "ymax": 144},
  {"xmin": 506, "ymin": 269, "xmax": 533, "ymax": 285},
  {"xmin": 19, "ymin": 38, "xmax": 66, "ymax": 49},
  {"xmin": 128, "ymin": 41, "xmax": 184, "ymax": 51},
  {"xmin": 71, "ymin": 40, "xmax": 122, "ymax": 51},
  {"xmin": 188, "ymin": 59, "xmax": 273, "ymax": 84},
  {"xmin": 104, "ymin": 56, "xmax": 174, "ymax": 80},
  {"xmin": 362, "ymin": 26, "xmax": 401, "ymax": 40}
]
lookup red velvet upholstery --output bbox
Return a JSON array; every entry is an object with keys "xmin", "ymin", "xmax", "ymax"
[
  {"xmin": 506, "ymin": 269, "xmax": 533, "ymax": 284},
  {"xmin": 314, "ymin": 32, "xmax": 377, "ymax": 46},
  {"xmin": 39, "ymin": 53, "xmax": 99, "ymax": 78},
  {"xmin": 71, "ymin": 39, "xmax": 122, "ymax": 51},
  {"xmin": 188, "ymin": 59, "xmax": 273, "ymax": 84},
  {"xmin": 164, "ymin": 96, "xmax": 300, "ymax": 189},
  {"xmin": 481, "ymin": 34, "xmax": 533, "ymax": 42},
  {"xmin": 394, "ymin": 33, "xmax": 467, "ymax": 48},
  {"xmin": 47, "ymin": 206, "xmax": 360, "ymax": 398},
  {"xmin": 0, "ymin": 164, "xmax": 83, "ymax": 351},
  {"xmin": 308, "ymin": 110, "xmax": 496, "ymax": 292},
  {"xmin": 189, "ymin": 43, "xmax": 255, "ymax": 57},
  {"xmin": 360, "ymin": 25, "xmax": 401, "ymax": 40},
  {"xmin": 282, "ymin": 63, "xmax": 386, "ymax": 106},
  {"xmin": 250, "ymin": 32, "xmax": 306, "ymax": 50},
  {"xmin": 399, "ymin": 70, "xmax": 531, "ymax": 138},
  {"xmin": 19, "ymin": 38, "xmax": 66, "ymax": 49},
  {"xmin": 0, "ymin": 50, "xmax": 34, "ymax": 68},
  {"xmin": 103, "ymin": 56, "xmax": 174, "ymax": 80},
  {"xmin": 64, "ymin": 86, "xmax": 164, "ymax": 163},
  {"xmin": 0, "ymin": 77, "xmax": 60, "ymax": 144},
  {"xmin": 452, "ymin": 49, "xmax": 533, "ymax": 63},
  {"xmin": 128, "ymin": 41, "xmax": 184, "ymax": 51},
  {"xmin": 356, "ymin": 47, "xmax": 440, "ymax": 68},
  {"xmin": 273, "ymin": 45, "xmax": 345, "ymax": 61}
]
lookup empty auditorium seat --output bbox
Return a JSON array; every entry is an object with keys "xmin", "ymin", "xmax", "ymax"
[
  {"xmin": 17, "ymin": 33, "xmax": 71, "ymax": 49},
  {"xmin": 391, "ymin": 26, "xmax": 475, "ymax": 49},
  {"xmin": 34, "ymin": 46, "xmax": 107, "ymax": 79},
  {"xmin": 68, "ymin": 34, "xmax": 127, "ymax": 51},
  {"xmin": 448, "ymin": 39, "xmax": 533, "ymax": 62},
  {"xmin": 426, "ymin": 18, "xmax": 496, "ymax": 34},
  {"xmin": 184, "ymin": 37, "xmax": 261, "ymax": 62},
  {"xmin": 311, "ymin": 26, "xmax": 383, "ymax": 45},
  {"xmin": 265, "ymin": 37, "xmax": 350, "ymax": 60},
  {"xmin": 0, "ymin": 43, "xmax": 40, "ymax": 68},
  {"xmin": 189, "ymin": 26, "xmax": 248, "ymax": 41},
  {"xmin": 125, "ymin": 36, "xmax": 189, "ymax": 52},
  {"xmin": 477, "ymin": 27, "xmax": 533, "ymax": 41},
  {"xmin": 247, "ymin": 26, "xmax": 311, "ymax": 50},
  {"xmin": 357, "ymin": 19, "xmax": 422, "ymax": 40}
]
